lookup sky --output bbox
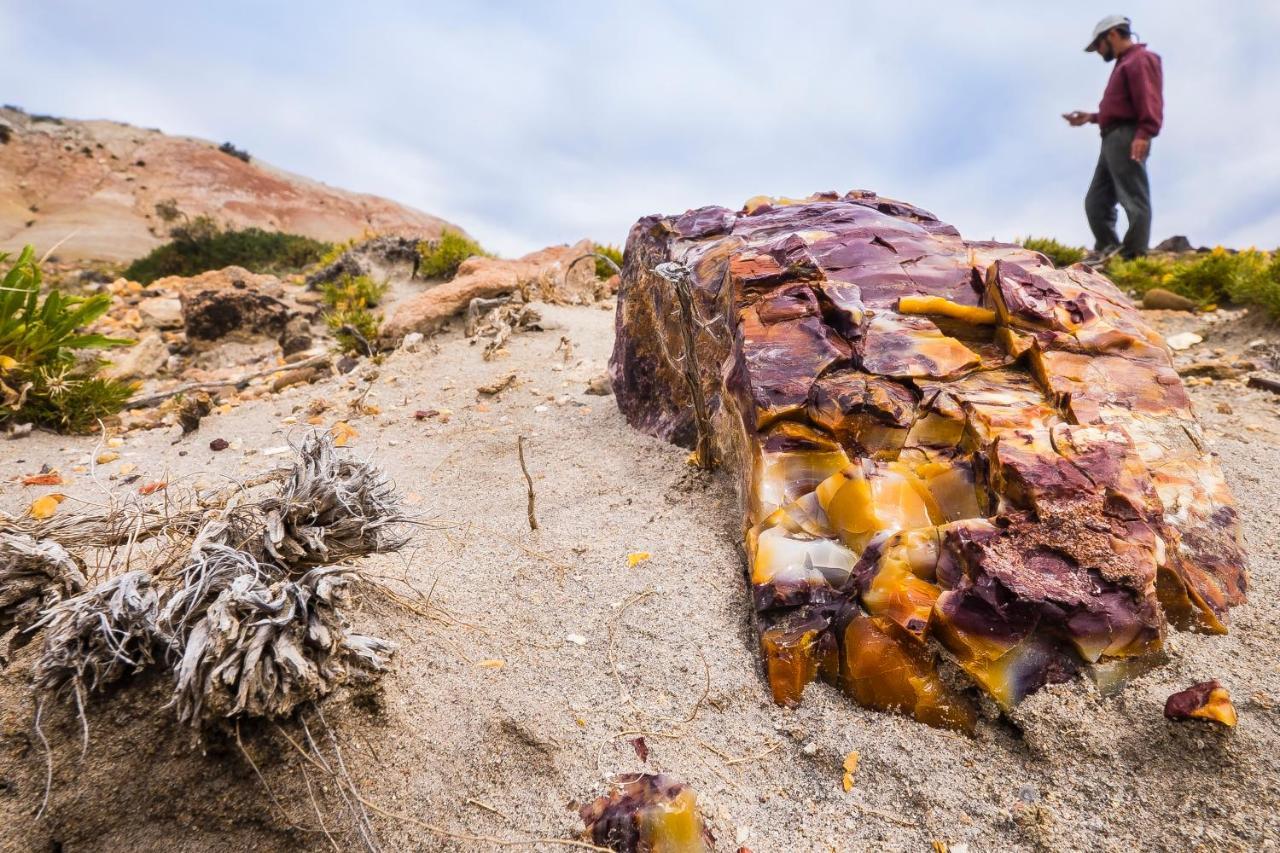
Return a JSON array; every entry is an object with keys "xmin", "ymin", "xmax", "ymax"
[{"xmin": 2, "ymin": 1, "xmax": 1278, "ymax": 257}]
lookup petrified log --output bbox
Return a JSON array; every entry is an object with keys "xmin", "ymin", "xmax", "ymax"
[{"xmin": 609, "ymin": 191, "xmax": 1247, "ymax": 729}]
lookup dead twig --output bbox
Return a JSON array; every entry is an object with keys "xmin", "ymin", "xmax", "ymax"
[
  {"xmin": 124, "ymin": 353, "xmax": 331, "ymax": 409},
  {"xmin": 517, "ymin": 435, "xmax": 538, "ymax": 531}
]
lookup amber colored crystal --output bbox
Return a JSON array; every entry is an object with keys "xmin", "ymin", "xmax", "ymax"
[{"xmin": 610, "ymin": 191, "xmax": 1247, "ymax": 730}]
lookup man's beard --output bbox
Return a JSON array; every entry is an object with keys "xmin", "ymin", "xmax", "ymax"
[{"xmin": 1101, "ymin": 44, "xmax": 1116, "ymax": 62}]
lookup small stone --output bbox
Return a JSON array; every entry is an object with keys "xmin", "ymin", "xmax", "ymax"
[
  {"xmin": 585, "ymin": 373, "xmax": 614, "ymax": 396},
  {"xmin": 209, "ymin": 438, "xmax": 229, "ymax": 451},
  {"xmin": 1165, "ymin": 332, "xmax": 1203, "ymax": 351},
  {"xmin": 401, "ymin": 332, "xmax": 425, "ymax": 352},
  {"xmin": 1165, "ymin": 680, "xmax": 1237, "ymax": 726},
  {"xmin": 270, "ymin": 367, "xmax": 317, "ymax": 393},
  {"xmin": 137, "ymin": 295, "xmax": 183, "ymax": 328},
  {"xmin": 801, "ymin": 742, "xmax": 818, "ymax": 756},
  {"xmin": 1142, "ymin": 288, "xmax": 1198, "ymax": 311}
]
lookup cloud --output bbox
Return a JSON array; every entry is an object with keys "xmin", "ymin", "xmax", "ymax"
[{"xmin": 1, "ymin": 1, "xmax": 1276, "ymax": 255}]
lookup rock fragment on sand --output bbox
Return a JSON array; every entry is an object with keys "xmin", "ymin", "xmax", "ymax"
[
  {"xmin": 580, "ymin": 774, "xmax": 713, "ymax": 852},
  {"xmin": 1165, "ymin": 680, "xmax": 1237, "ymax": 726},
  {"xmin": 1165, "ymin": 332, "xmax": 1202, "ymax": 351}
]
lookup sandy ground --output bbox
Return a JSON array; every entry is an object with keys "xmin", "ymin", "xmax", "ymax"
[{"xmin": 1, "ymin": 302, "xmax": 1279, "ymax": 852}]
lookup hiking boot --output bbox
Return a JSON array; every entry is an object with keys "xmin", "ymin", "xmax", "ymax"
[{"xmin": 1082, "ymin": 246, "xmax": 1121, "ymax": 268}]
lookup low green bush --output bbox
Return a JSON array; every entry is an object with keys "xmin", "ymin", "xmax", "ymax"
[
  {"xmin": 321, "ymin": 274, "xmax": 387, "ymax": 355},
  {"xmin": 124, "ymin": 211, "xmax": 332, "ymax": 284},
  {"xmin": 1105, "ymin": 247, "xmax": 1277, "ymax": 312},
  {"xmin": 0, "ymin": 246, "xmax": 135, "ymax": 432},
  {"xmin": 417, "ymin": 229, "xmax": 487, "ymax": 280},
  {"xmin": 593, "ymin": 243, "xmax": 624, "ymax": 279},
  {"xmin": 1019, "ymin": 237, "xmax": 1087, "ymax": 268}
]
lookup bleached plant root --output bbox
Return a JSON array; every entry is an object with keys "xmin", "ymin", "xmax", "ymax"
[
  {"xmin": 0, "ymin": 532, "xmax": 87, "ymax": 663},
  {"xmin": 260, "ymin": 433, "xmax": 411, "ymax": 567},
  {"xmin": 31, "ymin": 570, "xmax": 166, "ymax": 695},
  {"xmin": 172, "ymin": 566, "xmax": 395, "ymax": 727}
]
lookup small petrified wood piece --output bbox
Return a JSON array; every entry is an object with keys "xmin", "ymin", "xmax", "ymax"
[
  {"xmin": 610, "ymin": 191, "xmax": 1247, "ymax": 730},
  {"xmin": 580, "ymin": 774, "xmax": 714, "ymax": 853},
  {"xmin": 1165, "ymin": 679, "xmax": 1238, "ymax": 727}
]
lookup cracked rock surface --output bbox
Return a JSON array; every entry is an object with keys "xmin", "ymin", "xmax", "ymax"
[{"xmin": 610, "ymin": 191, "xmax": 1247, "ymax": 728}]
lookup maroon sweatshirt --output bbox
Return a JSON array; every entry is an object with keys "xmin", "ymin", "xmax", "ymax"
[{"xmin": 1089, "ymin": 44, "xmax": 1163, "ymax": 141}]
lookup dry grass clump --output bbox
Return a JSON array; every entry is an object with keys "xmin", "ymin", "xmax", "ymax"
[
  {"xmin": 2, "ymin": 432, "xmax": 412, "ymax": 733},
  {"xmin": 0, "ymin": 532, "xmax": 87, "ymax": 662},
  {"xmin": 31, "ymin": 570, "xmax": 164, "ymax": 696}
]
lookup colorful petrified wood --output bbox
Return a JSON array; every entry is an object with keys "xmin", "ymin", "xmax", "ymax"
[
  {"xmin": 1164, "ymin": 679, "xmax": 1238, "ymax": 727},
  {"xmin": 580, "ymin": 774, "xmax": 714, "ymax": 853},
  {"xmin": 609, "ymin": 191, "xmax": 1248, "ymax": 729}
]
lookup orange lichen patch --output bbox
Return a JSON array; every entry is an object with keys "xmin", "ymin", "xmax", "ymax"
[
  {"xmin": 859, "ymin": 313, "xmax": 981, "ymax": 380},
  {"xmin": 839, "ymin": 613, "xmax": 975, "ymax": 731},
  {"xmin": 1164, "ymin": 680, "xmax": 1237, "ymax": 727},
  {"xmin": 21, "ymin": 472, "xmax": 64, "ymax": 486},
  {"xmin": 898, "ymin": 294, "xmax": 997, "ymax": 326}
]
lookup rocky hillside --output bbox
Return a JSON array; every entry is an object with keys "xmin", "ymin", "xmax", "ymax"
[{"xmin": 0, "ymin": 106, "xmax": 461, "ymax": 262}]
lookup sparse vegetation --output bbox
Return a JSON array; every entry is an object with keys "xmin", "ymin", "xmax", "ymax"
[
  {"xmin": 217, "ymin": 141, "xmax": 250, "ymax": 162},
  {"xmin": 593, "ymin": 243, "xmax": 624, "ymax": 278},
  {"xmin": 321, "ymin": 273, "xmax": 387, "ymax": 355},
  {"xmin": 1019, "ymin": 236, "xmax": 1087, "ymax": 268},
  {"xmin": 417, "ymin": 229, "xmax": 488, "ymax": 280},
  {"xmin": 0, "ymin": 246, "xmax": 135, "ymax": 432},
  {"xmin": 1106, "ymin": 247, "xmax": 1280, "ymax": 315},
  {"xmin": 124, "ymin": 203, "xmax": 332, "ymax": 284}
]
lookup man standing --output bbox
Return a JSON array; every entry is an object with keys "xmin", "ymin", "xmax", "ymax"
[{"xmin": 1064, "ymin": 15, "xmax": 1163, "ymax": 266}]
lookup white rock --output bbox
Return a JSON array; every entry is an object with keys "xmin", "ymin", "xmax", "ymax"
[
  {"xmin": 565, "ymin": 634, "xmax": 587, "ymax": 646},
  {"xmin": 402, "ymin": 332, "xmax": 425, "ymax": 352},
  {"xmin": 137, "ymin": 295, "xmax": 183, "ymax": 328},
  {"xmin": 1166, "ymin": 332, "xmax": 1203, "ymax": 351},
  {"xmin": 104, "ymin": 332, "xmax": 168, "ymax": 381}
]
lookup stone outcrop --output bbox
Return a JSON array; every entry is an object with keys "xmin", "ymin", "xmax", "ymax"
[
  {"xmin": 172, "ymin": 266, "xmax": 290, "ymax": 342},
  {"xmin": 381, "ymin": 239, "xmax": 603, "ymax": 341},
  {"xmin": 609, "ymin": 190, "xmax": 1247, "ymax": 729}
]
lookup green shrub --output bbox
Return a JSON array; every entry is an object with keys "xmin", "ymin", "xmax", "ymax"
[
  {"xmin": 593, "ymin": 243, "xmax": 624, "ymax": 279},
  {"xmin": 0, "ymin": 246, "xmax": 135, "ymax": 432},
  {"xmin": 1105, "ymin": 247, "xmax": 1278, "ymax": 313},
  {"xmin": 321, "ymin": 274, "xmax": 386, "ymax": 355},
  {"xmin": 1104, "ymin": 254, "xmax": 1175, "ymax": 295},
  {"xmin": 417, "ymin": 229, "xmax": 487, "ymax": 280},
  {"xmin": 124, "ymin": 214, "xmax": 332, "ymax": 284},
  {"xmin": 1019, "ymin": 236, "xmax": 1087, "ymax": 268}
]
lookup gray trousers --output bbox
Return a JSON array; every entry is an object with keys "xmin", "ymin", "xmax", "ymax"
[{"xmin": 1084, "ymin": 123, "xmax": 1152, "ymax": 258}]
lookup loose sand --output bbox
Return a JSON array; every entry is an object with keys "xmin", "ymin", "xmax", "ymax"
[{"xmin": 1, "ymin": 303, "xmax": 1277, "ymax": 852}]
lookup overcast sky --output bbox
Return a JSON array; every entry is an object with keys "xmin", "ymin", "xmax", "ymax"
[{"xmin": 2, "ymin": 1, "xmax": 1277, "ymax": 256}]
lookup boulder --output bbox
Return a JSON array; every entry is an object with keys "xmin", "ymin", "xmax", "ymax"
[
  {"xmin": 381, "ymin": 239, "xmax": 600, "ymax": 341},
  {"xmin": 171, "ymin": 266, "xmax": 290, "ymax": 342},
  {"xmin": 1154, "ymin": 235, "xmax": 1194, "ymax": 254},
  {"xmin": 1142, "ymin": 288, "xmax": 1198, "ymax": 311},
  {"xmin": 609, "ymin": 190, "xmax": 1246, "ymax": 730}
]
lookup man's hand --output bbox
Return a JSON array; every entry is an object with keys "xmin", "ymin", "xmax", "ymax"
[
  {"xmin": 1063, "ymin": 111, "xmax": 1092, "ymax": 127},
  {"xmin": 1130, "ymin": 137, "xmax": 1150, "ymax": 162}
]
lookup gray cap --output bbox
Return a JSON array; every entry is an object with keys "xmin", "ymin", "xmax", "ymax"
[{"xmin": 1085, "ymin": 14, "xmax": 1132, "ymax": 51}]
